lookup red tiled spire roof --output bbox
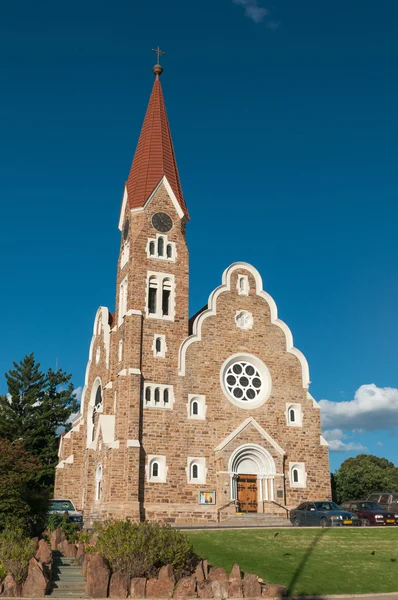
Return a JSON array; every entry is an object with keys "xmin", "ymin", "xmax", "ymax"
[{"xmin": 126, "ymin": 73, "xmax": 189, "ymax": 219}]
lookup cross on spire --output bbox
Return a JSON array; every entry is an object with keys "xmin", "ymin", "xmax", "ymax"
[{"xmin": 152, "ymin": 46, "xmax": 165, "ymax": 65}]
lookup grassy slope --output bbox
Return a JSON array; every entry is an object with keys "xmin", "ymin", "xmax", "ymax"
[{"xmin": 187, "ymin": 528, "xmax": 398, "ymax": 596}]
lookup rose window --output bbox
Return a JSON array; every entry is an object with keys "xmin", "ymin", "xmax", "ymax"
[{"xmin": 224, "ymin": 360, "xmax": 263, "ymax": 402}]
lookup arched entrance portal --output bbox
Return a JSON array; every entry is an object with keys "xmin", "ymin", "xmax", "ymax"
[{"xmin": 228, "ymin": 444, "xmax": 276, "ymax": 512}]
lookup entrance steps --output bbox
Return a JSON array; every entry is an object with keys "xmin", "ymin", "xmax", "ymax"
[
  {"xmin": 48, "ymin": 551, "xmax": 88, "ymax": 598},
  {"xmin": 223, "ymin": 513, "xmax": 292, "ymax": 528}
]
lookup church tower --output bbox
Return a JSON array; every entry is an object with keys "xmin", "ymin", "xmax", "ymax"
[{"xmin": 55, "ymin": 53, "xmax": 331, "ymax": 524}]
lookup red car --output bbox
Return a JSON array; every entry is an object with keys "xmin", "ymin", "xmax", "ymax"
[{"xmin": 340, "ymin": 501, "xmax": 398, "ymax": 526}]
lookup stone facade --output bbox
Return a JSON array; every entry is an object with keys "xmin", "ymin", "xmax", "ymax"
[{"xmin": 54, "ymin": 71, "xmax": 331, "ymax": 525}]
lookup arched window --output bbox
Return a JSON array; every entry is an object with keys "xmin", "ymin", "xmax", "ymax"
[
  {"xmin": 164, "ymin": 388, "xmax": 169, "ymax": 404},
  {"xmin": 91, "ymin": 409, "xmax": 96, "ymax": 441},
  {"xmin": 145, "ymin": 387, "xmax": 151, "ymax": 404},
  {"xmin": 162, "ymin": 279, "xmax": 172, "ymax": 316},
  {"xmin": 96, "ymin": 464, "xmax": 103, "ymax": 500},
  {"xmin": 292, "ymin": 468, "xmax": 299, "ymax": 484},
  {"xmin": 151, "ymin": 461, "xmax": 159, "ymax": 478},
  {"xmin": 158, "ymin": 237, "xmax": 164, "ymax": 256},
  {"xmin": 289, "ymin": 408, "xmax": 295, "ymax": 423},
  {"xmin": 154, "ymin": 388, "xmax": 160, "ymax": 404},
  {"xmin": 148, "ymin": 277, "xmax": 158, "ymax": 314},
  {"xmin": 166, "ymin": 244, "xmax": 173, "ymax": 259},
  {"xmin": 191, "ymin": 463, "xmax": 199, "ymax": 480},
  {"xmin": 95, "ymin": 386, "xmax": 102, "ymax": 410},
  {"xmin": 192, "ymin": 400, "xmax": 198, "ymax": 416},
  {"xmin": 155, "ymin": 337, "xmax": 162, "ymax": 355},
  {"xmin": 149, "ymin": 241, "xmax": 155, "ymax": 256}
]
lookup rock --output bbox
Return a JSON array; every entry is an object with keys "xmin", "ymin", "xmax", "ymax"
[
  {"xmin": 261, "ymin": 584, "xmax": 287, "ymax": 598},
  {"xmin": 146, "ymin": 577, "xmax": 174, "ymax": 598},
  {"xmin": 158, "ymin": 564, "xmax": 175, "ymax": 582},
  {"xmin": 243, "ymin": 573, "xmax": 261, "ymax": 598},
  {"xmin": 130, "ymin": 577, "xmax": 147, "ymax": 598},
  {"xmin": 195, "ymin": 561, "xmax": 206, "ymax": 582},
  {"xmin": 197, "ymin": 580, "xmax": 214, "ymax": 598},
  {"xmin": 203, "ymin": 560, "xmax": 209, "ymax": 579},
  {"xmin": 50, "ymin": 528, "xmax": 66, "ymax": 551},
  {"xmin": 174, "ymin": 575, "xmax": 197, "ymax": 598},
  {"xmin": 2, "ymin": 573, "xmax": 22, "ymax": 597},
  {"xmin": 76, "ymin": 543, "xmax": 85, "ymax": 561},
  {"xmin": 209, "ymin": 568, "xmax": 229, "ymax": 583},
  {"xmin": 22, "ymin": 557, "xmax": 50, "ymax": 598},
  {"xmin": 58, "ymin": 540, "xmax": 77, "ymax": 558},
  {"xmin": 35, "ymin": 539, "xmax": 52, "ymax": 565},
  {"xmin": 82, "ymin": 553, "xmax": 90, "ymax": 577},
  {"xmin": 109, "ymin": 572, "xmax": 130, "ymax": 598},
  {"xmin": 229, "ymin": 564, "xmax": 241, "ymax": 582},
  {"xmin": 86, "ymin": 553, "xmax": 110, "ymax": 598},
  {"xmin": 228, "ymin": 580, "xmax": 243, "ymax": 598},
  {"xmin": 211, "ymin": 580, "xmax": 228, "ymax": 599}
]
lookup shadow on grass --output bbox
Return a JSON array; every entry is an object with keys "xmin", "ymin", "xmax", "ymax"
[{"xmin": 286, "ymin": 528, "xmax": 327, "ymax": 597}]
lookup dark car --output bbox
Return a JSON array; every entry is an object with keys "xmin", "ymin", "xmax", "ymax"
[
  {"xmin": 290, "ymin": 501, "xmax": 360, "ymax": 527},
  {"xmin": 367, "ymin": 493, "xmax": 398, "ymax": 515},
  {"xmin": 340, "ymin": 501, "xmax": 398, "ymax": 526},
  {"xmin": 48, "ymin": 499, "xmax": 84, "ymax": 528}
]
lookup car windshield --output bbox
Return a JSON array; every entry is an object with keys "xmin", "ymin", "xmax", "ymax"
[
  {"xmin": 49, "ymin": 500, "xmax": 75, "ymax": 512},
  {"xmin": 359, "ymin": 502, "xmax": 384, "ymax": 510},
  {"xmin": 391, "ymin": 496, "xmax": 398, "ymax": 505},
  {"xmin": 315, "ymin": 502, "xmax": 340, "ymax": 511}
]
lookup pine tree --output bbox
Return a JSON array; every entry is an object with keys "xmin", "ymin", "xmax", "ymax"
[
  {"xmin": 0, "ymin": 353, "xmax": 45, "ymax": 445},
  {"xmin": 0, "ymin": 354, "xmax": 79, "ymax": 489}
]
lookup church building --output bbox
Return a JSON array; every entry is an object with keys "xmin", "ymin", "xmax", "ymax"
[{"xmin": 54, "ymin": 56, "xmax": 331, "ymax": 525}]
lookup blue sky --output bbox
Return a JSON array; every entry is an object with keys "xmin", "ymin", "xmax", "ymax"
[{"xmin": 1, "ymin": 0, "xmax": 397, "ymax": 472}]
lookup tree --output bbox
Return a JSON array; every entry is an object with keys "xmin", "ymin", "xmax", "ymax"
[
  {"xmin": 334, "ymin": 454, "xmax": 398, "ymax": 503},
  {"xmin": 0, "ymin": 438, "xmax": 49, "ymax": 533},
  {"xmin": 0, "ymin": 354, "xmax": 78, "ymax": 488}
]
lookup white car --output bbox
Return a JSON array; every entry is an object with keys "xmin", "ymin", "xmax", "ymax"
[{"xmin": 48, "ymin": 499, "xmax": 83, "ymax": 527}]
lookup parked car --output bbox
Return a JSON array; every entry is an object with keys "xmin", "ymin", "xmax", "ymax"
[
  {"xmin": 340, "ymin": 500, "xmax": 398, "ymax": 526},
  {"xmin": 290, "ymin": 501, "xmax": 360, "ymax": 527},
  {"xmin": 366, "ymin": 492, "xmax": 398, "ymax": 514},
  {"xmin": 48, "ymin": 499, "xmax": 83, "ymax": 528}
]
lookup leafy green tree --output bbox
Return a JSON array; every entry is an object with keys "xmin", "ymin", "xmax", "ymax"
[
  {"xmin": 0, "ymin": 439, "xmax": 49, "ymax": 533},
  {"xmin": 334, "ymin": 454, "xmax": 398, "ymax": 503},
  {"xmin": 0, "ymin": 354, "xmax": 78, "ymax": 488}
]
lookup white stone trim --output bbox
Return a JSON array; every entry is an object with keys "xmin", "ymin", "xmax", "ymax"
[
  {"xmin": 128, "ymin": 176, "xmax": 185, "ymax": 221},
  {"xmin": 145, "ymin": 271, "xmax": 175, "ymax": 321},
  {"xmin": 126, "ymin": 309, "xmax": 143, "ymax": 316},
  {"xmin": 147, "ymin": 233, "xmax": 176, "ymax": 262},
  {"xmin": 307, "ymin": 391, "xmax": 320, "ymax": 409},
  {"xmin": 215, "ymin": 417, "xmax": 285, "ymax": 456},
  {"xmin": 152, "ymin": 334, "xmax": 167, "ymax": 358},
  {"xmin": 186, "ymin": 457, "xmax": 207, "ymax": 484},
  {"xmin": 178, "ymin": 262, "xmax": 310, "ymax": 389},
  {"xmin": 104, "ymin": 382, "xmax": 113, "ymax": 390},
  {"xmin": 118, "ymin": 276, "xmax": 128, "ymax": 326},
  {"xmin": 286, "ymin": 403, "xmax": 303, "ymax": 427},
  {"xmin": 320, "ymin": 435, "xmax": 329, "ymax": 447},
  {"xmin": 237, "ymin": 274, "xmax": 249, "ymax": 296},
  {"xmin": 120, "ymin": 241, "xmax": 130, "ymax": 269},
  {"xmin": 144, "ymin": 383, "xmax": 174, "ymax": 409},
  {"xmin": 127, "ymin": 439, "xmax": 140, "ymax": 448},
  {"xmin": 147, "ymin": 455, "xmax": 168, "ymax": 483},
  {"xmin": 187, "ymin": 394, "xmax": 207, "ymax": 420},
  {"xmin": 220, "ymin": 353, "xmax": 272, "ymax": 410},
  {"xmin": 118, "ymin": 185, "xmax": 128, "ymax": 231},
  {"xmin": 235, "ymin": 310, "xmax": 253, "ymax": 330},
  {"xmin": 289, "ymin": 462, "xmax": 307, "ymax": 488}
]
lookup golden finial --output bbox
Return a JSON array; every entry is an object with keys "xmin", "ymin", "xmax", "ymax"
[{"xmin": 152, "ymin": 46, "xmax": 165, "ymax": 76}]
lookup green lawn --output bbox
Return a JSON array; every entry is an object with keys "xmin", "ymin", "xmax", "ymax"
[{"xmin": 187, "ymin": 528, "xmax": 398, "ymax": 596}]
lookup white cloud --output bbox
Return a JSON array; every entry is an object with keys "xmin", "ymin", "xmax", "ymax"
[
  {"xmin": 323, "ymin": 428, "xmax": 367, "ymax": 452},
  {"xmin": 73, "ymin": 386, "xmax": 83, "ymax": 402},
  {"xmin": 320, "ymin": 384, "xmax": 398, "ymax": 432},
  {"xmin": 233, "ymin": 0, "xmax": 269, "ymax": 24},
  {"xmin": 377, "ymin": 441, "xmax": 383, "ymax": 446}
]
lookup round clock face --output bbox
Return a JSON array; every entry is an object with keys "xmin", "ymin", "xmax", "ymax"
[
  {"xmin": 152, "ymin": 212, "xmax": 173, "ymax": 233},
  {"xmin": 123, "ymin": 219, "xmax": 129, "ymax": 240}
]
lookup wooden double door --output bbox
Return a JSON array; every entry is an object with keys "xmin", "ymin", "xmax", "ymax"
[{"xmin": 237, "ymin": 474, "xmax": 258, "ymax": 512}]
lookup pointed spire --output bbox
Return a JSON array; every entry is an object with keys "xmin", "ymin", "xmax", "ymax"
[{"xmin": 126, "ymin": 58, "xmax": 189, "ymax": 220}]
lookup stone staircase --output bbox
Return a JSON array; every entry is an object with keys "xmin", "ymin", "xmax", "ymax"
[
  {"xmin": 48, "ymin": 551, "xmax": 88, "ymax": 598},
  {"xmin": 222, "ymin": 512, "xmax": 292, "ymax": 528}
]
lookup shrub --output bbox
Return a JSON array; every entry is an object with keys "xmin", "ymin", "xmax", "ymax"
[
  {"xmin": 94, "ymin": 520, "xmax": 197, "ymax": 578},
  {"xmin": 0, "ymin": 528, "xmax": 36, "ymax": 583},
  {"xmin": 46, "ymin": 513, "xmax": 80, "ymax": 543},
  {"xmin": 0, "ymin": 560, "xmax": 6, "ymax": 582}
]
